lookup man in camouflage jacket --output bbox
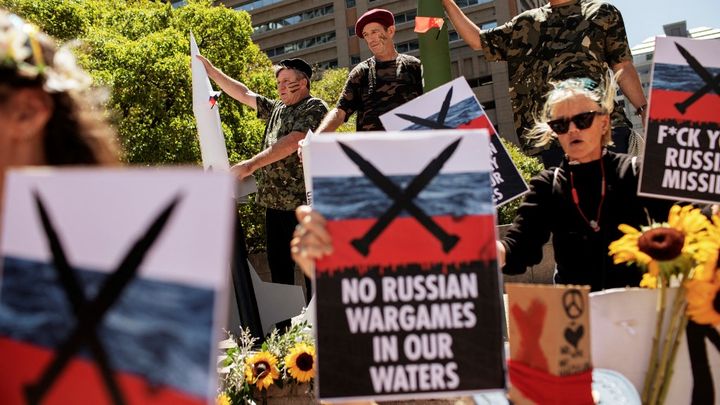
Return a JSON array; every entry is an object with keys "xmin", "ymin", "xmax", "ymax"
[
  {"xmin": 316, "ymin": 8, "xmax": 423, "ymax": 132},
  {"xmin": 198, "ymin": 55, "xmax": 327, "ymax": 302},
  {"xmin": 442, "ymin": 0, "xmax": 648, "ymax": 167}
]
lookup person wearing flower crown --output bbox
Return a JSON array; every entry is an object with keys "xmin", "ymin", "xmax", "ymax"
[
  {"xmin": 0, "ymin": 10, "xmax": 118, "ymax": 221},
  {"xmin": 290, "ymin": 72, "xmax": 674, "ymax": 292}
]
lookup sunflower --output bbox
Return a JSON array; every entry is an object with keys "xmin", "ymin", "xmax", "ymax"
[
  {"xmin": 244, "ymin": 351, "xmax": 280, "ymax": 390},
  {"xmin": 639, "ymin": 272, "xmax": 658, "ymax": 289},
  {"xmin": 285, "ymin": 343, "xmax": 315, "ymax": 383},
  {"xmin": 216, "ymin": 392, "xmax": 231, "ymax": 405},
  {"xmin": 609, "ymin": 205, "xmax": 716, "ymax": 283},
  {"xmin": 686, "ymin": 269, "xmax": 720, "ymax": 325}
]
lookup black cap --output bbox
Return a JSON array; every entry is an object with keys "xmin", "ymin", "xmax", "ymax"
[{"xmin": 277, "ymin": 58, "xmax": 312, "ymax": 80}]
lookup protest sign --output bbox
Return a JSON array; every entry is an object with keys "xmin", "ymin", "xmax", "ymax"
[
  {"xmin": 0, "ymin": 168, "xmax": 235, "ymax": 405},
  {"xmin": 308, "ymin": 130, "xmax": 506, "ymax": 402},
  {"xmin": 380, "ymin": 76, "xmax": 529, "ymax": 206},
  {"xmin": 506, "ymin": 284, "xmax": 592, "ymax": 405},
  {"xmin": 638, "ymin": 36, "xmax": 720, "ymax": 204}
]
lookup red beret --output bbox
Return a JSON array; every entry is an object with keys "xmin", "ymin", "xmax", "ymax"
[{"xmin": 355, "ymin": 8, "xmax": 395, "ymax": 37}]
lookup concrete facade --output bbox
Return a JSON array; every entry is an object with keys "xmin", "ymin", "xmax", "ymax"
[{"xmin": 215, "ymin": 0, "xmax": 521, "ymax": 145}]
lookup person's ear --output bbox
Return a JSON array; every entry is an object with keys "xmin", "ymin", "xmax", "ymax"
[
  {"xmin": 11, "ymin": 89, "xmax": 53, "ymax": 142},
  {"xmin": 386, "ymin": 25, "xmax": 396, "ymax": 38}
]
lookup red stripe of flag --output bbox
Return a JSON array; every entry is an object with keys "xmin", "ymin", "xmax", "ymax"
[
  {"xmin": 414, "ymin": 17, "xmax": 444, "ymax": 33},
  {"xmin": 649, "ymin": 89, "xmax": 720, "ymax": 124}
]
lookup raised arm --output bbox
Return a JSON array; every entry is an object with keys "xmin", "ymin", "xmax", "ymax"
[
  {"xmin": 441, "ymin": 0, "xmax": 484, "ymax": 51},
  {"xmin": 613, "ymin": 60, "xmax": 648, "ymax": 125},
  {"xmin": 196, "ymin": 54, "xmax": 258, "ymax": 110}
]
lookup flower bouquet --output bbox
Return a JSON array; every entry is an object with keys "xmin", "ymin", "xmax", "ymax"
[
  {"xmin": 609, "ymin": 205, "xmax": 720, "ymax": 404},
  {"xmin": 217, "ymin": 321, "xmax": 316, "ymax": 405}
]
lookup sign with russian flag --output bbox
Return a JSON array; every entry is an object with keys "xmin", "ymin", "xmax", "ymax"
[
  {"xmin": 380, "ymin": 77, "xmax": 529, "ymax": 206},
  {"xmin": 0, "ymin": 168, "xmax": 235, "ymax": 405},
  {"xmin": 308, "ymin": 131, "xmax": 506, "ymax": 402},
  {"xmin": 638, "ymin": 36, "xmax": 720, "ymax": 204}
]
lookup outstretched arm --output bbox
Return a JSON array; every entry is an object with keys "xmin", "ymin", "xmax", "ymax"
[
  {"xmin": 441, "ymin": 0, "xmax": 484, "ymax": 51},
  {"xmin": 196, "ymin": 54, "xmax": 258, "ymax": 110},
  {"xmin": 231, "ymin": 130, "xmax": 306, "ymax": 179},
  {"xmin": 316, "ymin": 108, "xmax": 347, "ymax": 133}
]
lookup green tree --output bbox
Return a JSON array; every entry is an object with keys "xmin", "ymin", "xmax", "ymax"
[
  {"xmin": 311, "ymin": 67, "xmax": 355, "ymax": 133},
  {"xmin": 1, "ymin": 0, "xmax": 279, "ymax": 251}
]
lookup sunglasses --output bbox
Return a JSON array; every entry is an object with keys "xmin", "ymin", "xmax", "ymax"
[{"xmin": 547, "ymin": 111, "xmax": 603, "ymax": 134}]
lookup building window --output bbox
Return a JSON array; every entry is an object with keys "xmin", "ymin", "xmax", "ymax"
[
  {"xmin": 455, "ymin": 0, "xmax": 493, "ymax": 7},
  {"xmin": 394, "ymin": 9, "xmax": 417, "ymax": 24},
  {"xmin": 346, "ymin": 0, "xmax": 356, "ymax": 7},
  {"xmin": 317, "ymin": 59, "xmax": 339, "ymax": 70},
  {"xmin": 348, "ymin": 27, "xmax": 356, "ymax": 37},
  {"xmin": 396, "ymin": 40, "xmax": 419, "ymax": 53},
  {"xmin": 253, "ymin": 5, "xmax": 334, "ymax": 34},
  {"xmin": 265, "ymin": 32, "xmax": 337, "ymax": 57},
  {"xmin": 481, "ymin": 21, "xmax": 497, "ymax": 30},
  {"xmin": 351, "ymin": 55, "xmax": 361, "ymax": 65},
  {"xmin": 234, "ymin": 0, "xmax": 284, "ymax": 12}
]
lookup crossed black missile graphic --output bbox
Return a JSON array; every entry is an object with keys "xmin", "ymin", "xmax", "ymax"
[
  {"xmin": 395, "ymin": 87, "xmax": 454, "ymax": 129},
  {"xmin": 338, "ymin": 138, "xmax": 461, "ymax": 256},
  {"xmin": 24, "ymin": 192, "xmax": 181, "ymax": 405},
  {"xmin": 675, "ymin": 43, "xmax": 720, "ymax": 114}
]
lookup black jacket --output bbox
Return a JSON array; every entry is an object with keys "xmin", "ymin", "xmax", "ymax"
[{"xmin": 501, "ymin": 151, "xmax": 673, "ymax": 291}]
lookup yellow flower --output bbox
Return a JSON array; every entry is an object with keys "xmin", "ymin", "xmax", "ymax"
[
  {"xmin": 244, "ymin": 351, "xmax": 280, "ymax": 390},
  {"xmin": 639, "ymin": 273, "xmax": 658, "ymax": 289},
  {"xmin": 685, "ymin": 269, "xmax": 720, "ymax": 326},
  {"xmin": 609, "ymin": 206, "xmax": 715, "ymax": 284},
  {"xmin": 285, "ymin": 343, "xmax": 316, "ymax": 382},
  {"xmin": 216, "ymin": 392, "xmax": 231, "ymax": 405}
]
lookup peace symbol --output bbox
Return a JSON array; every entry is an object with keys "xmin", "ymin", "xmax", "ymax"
[{"xmin": 562, "ymin": 289, "xmax": 584, "ymax": 319}]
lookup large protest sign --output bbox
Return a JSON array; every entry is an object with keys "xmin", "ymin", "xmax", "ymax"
[
  {"xmin": 308, "ymin": 130, "xmax": 506, "ymax": 402},
  {"xmin": 0, "ymin": 168, "xmax": 235, "ymax": 405},
  {"xmin": 380, "ymin": 77, "xmax": 529, "ymax": 206},
  {"xmin": 638, "ymin": 37, "xmax": 720, "ymax": 204}
]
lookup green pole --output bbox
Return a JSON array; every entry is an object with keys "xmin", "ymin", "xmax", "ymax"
[{"xmin": 417, "ymin": 0, "xmax": 452, "ymax": 91}]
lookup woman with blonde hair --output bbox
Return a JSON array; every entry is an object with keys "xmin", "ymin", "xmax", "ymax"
[
  {"xmin": 0, "ymin": 10, "xmax": 118, "ymax": 213},
  {"xmin": 292, "ymin": 73, "xmax": 672, "ymax": 292}
]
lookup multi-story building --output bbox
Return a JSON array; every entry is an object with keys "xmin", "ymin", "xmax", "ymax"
[
  {"xmin": 203, "ymin": 0, "xmax": 522, "ymax": 145},
  {"xmin": 622, "ymin": 21, "xmax": 720, "ymax": 132}
]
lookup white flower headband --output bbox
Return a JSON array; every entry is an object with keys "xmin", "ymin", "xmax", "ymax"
[{"xmin": 0, "ymin": 10, "xmax": 91, "ymax": 93}]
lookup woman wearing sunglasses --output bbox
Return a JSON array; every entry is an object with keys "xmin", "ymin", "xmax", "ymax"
[
  {"xmin": 497, "ymin": 75, "xmax": 672, "ymax": 291},
  {"xmin": 291, "ymin": 74, "xmax": 672, "ymax": 292}
]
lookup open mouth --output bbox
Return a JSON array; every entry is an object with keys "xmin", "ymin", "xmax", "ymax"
[{"xmin": 570, "ymin": 139, "xmax": 583, "ymax": 145}]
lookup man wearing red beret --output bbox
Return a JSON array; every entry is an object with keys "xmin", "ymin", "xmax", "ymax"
[{"xmin": 316, "ymin": 8, "xmax": 423, "ymax": 132}]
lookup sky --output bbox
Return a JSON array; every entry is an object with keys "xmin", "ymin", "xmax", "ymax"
[{"xmin": 609, "ymin": 0, "xmax": 720, "ymax": 47}]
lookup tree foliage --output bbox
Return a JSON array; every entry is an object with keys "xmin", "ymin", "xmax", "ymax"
[{"xmin": 311, "ymin": 67, "xmax": 355, "ymax": 133}]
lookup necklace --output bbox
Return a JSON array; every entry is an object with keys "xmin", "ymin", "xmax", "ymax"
[{"xmin": 569, "ymin": 158, "xmax": 605, "ymax": 232}]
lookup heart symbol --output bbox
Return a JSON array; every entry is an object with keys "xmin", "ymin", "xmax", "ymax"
[{"xmin": 564, "ymin": 325, "xmax": 584, "ymax": 349}]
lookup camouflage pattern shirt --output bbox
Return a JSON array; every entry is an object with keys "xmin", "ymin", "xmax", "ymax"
[
  {"xmin": 338, "ymin": 53, "xmax": 423, "ymax": 131},
  {"xmin": 255, "ymin": 95, "xmax": 328, "ymax": 211},
  {"xmin": 480, "ymin": 0, "xmax": 634, "ymax": 153}
]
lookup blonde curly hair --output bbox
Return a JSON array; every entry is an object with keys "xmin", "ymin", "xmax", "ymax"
[{"xmin": 528, "ymin": 71, "xmax": 619, "ymax": 148}]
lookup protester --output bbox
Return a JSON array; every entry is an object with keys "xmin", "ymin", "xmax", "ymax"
[
  {"xmin": 0, "ymin": 10, "xmax": 118, "ymax": 221},
  {"xmin": 197, "ymin": 55, "xmax": 327, "ymax": 303},
  {"xmin": 315, "ymin": 8, "xmax": 423, "ymax": 132},
  {"xmin": 441, "ymin": 0, "xmax": 647, "ymax": 167},
  {"xmin": 291, "ymin": 74, "xmax": 673, "ymax": 292}
]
